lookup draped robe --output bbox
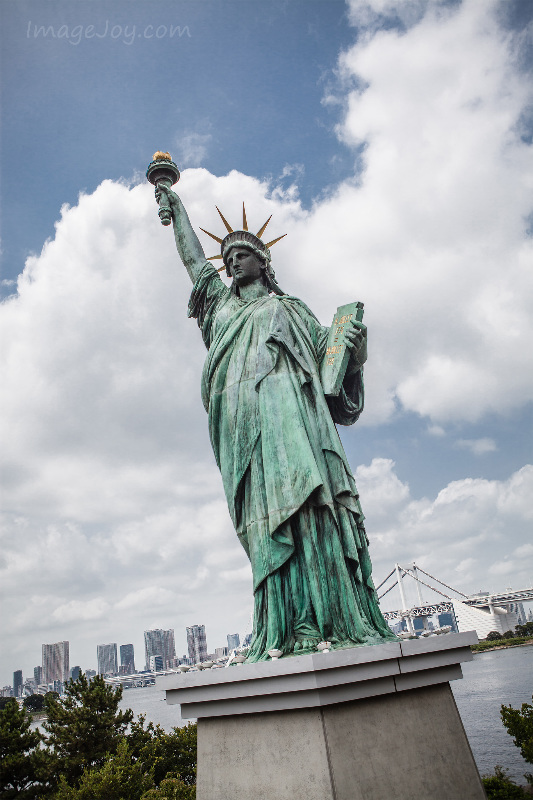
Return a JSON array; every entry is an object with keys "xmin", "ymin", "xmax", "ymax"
[{"xmin": 189, "ymin": 264, "xmax": 396, "ymax": 660}]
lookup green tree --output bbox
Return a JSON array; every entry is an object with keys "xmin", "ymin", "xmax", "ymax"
[
  {"xmin": 52, "ymin": 739, "xmax": 154, "ymax": 800},
  {"xmin": 0, "ymin": 697, "xmax": 46, "ymax": 799},
  {"xmin": 502, "ymin": 630, "xmax": 516, "ymax": 640},
  {"xmin": 141, "ymin": 775, "xmax": 195, "ymax": 800},
  {"xmin": 23, "ymin": 695, "xmax": 45, "ymax": 713},
  {"xmin": 515, "ymin": 623, "xmax": 533, "ymax": 638},
  {"xmin": 486, "ymin": 631, "xmax": 503, "ymax": 641},
  {"xmin": 127, "ymin": 717, "xmax": 197, "ymax": 787},
  {"xmin": 482, "ymin": 766, "xmax": 529, "ymax": 799},
  {"xmin": 43, "ymin": 674, "xmax": 133, "ymax": 789},
  {"xmin": 501, "ymin": 694, "xmax": 533, "ymax": 785}
]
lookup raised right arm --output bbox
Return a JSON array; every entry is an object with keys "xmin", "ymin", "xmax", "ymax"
[{"xmin": 155, "ymin": 185, "xmax": 207, "ymax": 284}]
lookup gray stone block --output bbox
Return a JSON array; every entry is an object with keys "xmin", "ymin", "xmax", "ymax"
[{"xmin": 195, "ymin": 683, "xmax": 485, "ymax": 800}]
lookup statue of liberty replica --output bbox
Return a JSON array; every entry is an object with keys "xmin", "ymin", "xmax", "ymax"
[{"xmin": 148, "ymin": 153, "xmax": 396, "ymax": 662}]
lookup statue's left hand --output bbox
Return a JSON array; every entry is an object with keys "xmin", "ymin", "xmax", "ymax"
[{"xmin": 344, "ymin": 319, "xmax": 367, "ymax": 371}]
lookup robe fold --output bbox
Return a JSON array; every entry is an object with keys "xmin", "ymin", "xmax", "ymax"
[{"xmin": 189, "ymin": 263, "xmax": 396, "ymax": 660}]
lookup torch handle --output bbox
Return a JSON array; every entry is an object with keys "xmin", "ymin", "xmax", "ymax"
[{"xmin": 155, "ymin": 178, "xmax": 173, "ymax": 226}]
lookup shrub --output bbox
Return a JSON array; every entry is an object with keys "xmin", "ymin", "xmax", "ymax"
[{"xmin": 482, "ymin": 766, "xmax": 529, "ymax": 798}]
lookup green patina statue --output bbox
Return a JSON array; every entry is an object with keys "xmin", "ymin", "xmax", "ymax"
[{"xmin": 151, "ymin": 159, "xmax": 396, "ymax": 661}]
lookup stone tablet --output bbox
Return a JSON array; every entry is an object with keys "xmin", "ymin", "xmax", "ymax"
[{"xmin": 321, "ymin": 301, "xmax": 364, "ymax": 397}]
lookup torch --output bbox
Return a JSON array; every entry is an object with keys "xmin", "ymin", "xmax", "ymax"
[{"xmin": 146, "ymin": 151, "xmax": 180, "ymax": 226}]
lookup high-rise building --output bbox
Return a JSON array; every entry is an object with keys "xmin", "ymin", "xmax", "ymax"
[
  {"xmin": 120, "ymin": 644, "xmax": 135, "ymax": 675},
  {"xmin": 149, "ymin": 655, "xmax": 164, "ymax": 671},
  {"xmin": 97, "ymin": 643, "xmax": 118, "ymax": 675},
  {"xmin": 13, "ymin": 670, "xmax": 23, "ymax": 698},
  {"xmin": 227, "ymin": 633, "xmax": 240, "ymax": 651},
  {"xmin": 34, "ymin": 666, "xmax": 43, "ymax": 685},
  {"xmin": 215, "ymin": 647, "xmax": 228, "ymax": 658},
  {"xmin": 69, "ymin": 666, "xmax": 81, "ymax": 681},
  {"xmin": 437, "ymin": 612, "xmax": 458, "ymax": 632},
  {"xmin": 42, "ymin": 641, "xmax": 69, "ymax": 685},
  {"xmin": 187, "ymin": 625, "xmax": 207, "ymax": 663},
  {"xmin": 85, "ymin": 669, "xmax": 96, "ymax": 681},
  {"xmin": 144, "ymin": 629, "xmax": 176, "ymax": 670}
]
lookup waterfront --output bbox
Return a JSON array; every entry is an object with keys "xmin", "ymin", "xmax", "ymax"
[
  {"xmin": 451, "ymin": 644, "xmax": 533, "ymax": 782},
  {"xmin": 118, "ymin": 643, "xmax": 533, "ymax": 782}
]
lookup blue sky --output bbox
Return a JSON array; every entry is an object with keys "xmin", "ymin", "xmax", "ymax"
[{"xmin": 1, "ymin": 0, "xmax": 532, "ymax": 684}]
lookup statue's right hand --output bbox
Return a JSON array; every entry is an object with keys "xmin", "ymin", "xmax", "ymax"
[{"xmin": 154, "ymin": 183, "xmax": 178, "ymax": 208}]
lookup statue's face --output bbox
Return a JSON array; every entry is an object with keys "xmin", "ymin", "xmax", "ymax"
[{"xmin": 226, "ymin": 247, "xmax": 264, "ymax": 286}]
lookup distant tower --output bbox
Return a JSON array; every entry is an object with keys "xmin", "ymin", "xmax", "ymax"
[
  {"xmin": 69, "ymin": 666, "xmax": 81, "ymax": 681},
  {"xmin": 144, "ymin": 629, "xmax": 176, "ymax": 670},
  {"xmin": 34, "ymin": 666, "xmax": 43, "ymax": 686},
  {"xmin": 149, "ymin": 655, "xmax": 164, "ymax": 671},
  {"xmin": 42, "ymin": 641, "xmax": 69, "ymax": 685},
  {"xmin": 227, "ymin": 633, "xmax": 240, "ymax": 651},
  {"xmin": 120, "ymin": 644, "xmax": 135, "ymax": 675},
  {"xmin": 187, "ymin": 624, "xmax": 208, "ymax": 663},
  {"xmin": 13, "ymin": 670, "xmax": 23, "ymax": 698},
  {"xmin": 97, "ymin": 643, "xmax": 118, "ymax": 676}
]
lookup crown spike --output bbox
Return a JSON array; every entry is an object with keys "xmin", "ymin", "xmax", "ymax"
[
  {"xmin": 216, "ymin": 206, "xmax": 233, "ymax": 233},
  {"xmin": 256, "ymin": 215, "xmax": 272, "ymax": 239},
  {"xmin": 242, "ymin": 203, "xmax": 248, "ymax": 232},
  {"xmin": 264, "ymin": 234, "xmax": 287, "ymax": 249},
  {"xmin": 200, "ymin": 227, "xmax": 223, "ymax": 244},
  {"xmin": 216, "ymin": 263, "xmax": 227, "ymax": 272}
]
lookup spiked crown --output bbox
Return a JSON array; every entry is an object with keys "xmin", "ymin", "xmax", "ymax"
[{"xmin": 200, "ymin": 204, "xmax": 286, "ymax": 272}]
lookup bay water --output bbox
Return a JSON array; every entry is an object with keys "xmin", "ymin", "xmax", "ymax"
[{"xmin": 119, "ymin": 643, "xmax": 533, "ymax": 783}]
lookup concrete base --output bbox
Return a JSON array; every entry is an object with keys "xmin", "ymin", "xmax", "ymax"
[
  {"xmin": 158, "ymin": 633, "xmax": 485, "ymax": 799},
  {"xmin": 197, "ymin": 683, "xmax": 485, "ymax": 800}
]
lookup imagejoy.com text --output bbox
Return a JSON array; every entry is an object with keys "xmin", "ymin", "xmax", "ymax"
[{"xmin": 26, "ymin": 21, "xmax": 191, "ymax": 46}]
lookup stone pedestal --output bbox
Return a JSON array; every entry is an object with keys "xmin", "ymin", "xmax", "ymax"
[{"xmin": 157, "ymin": 632, "xmax": 485, "ymax": 800}]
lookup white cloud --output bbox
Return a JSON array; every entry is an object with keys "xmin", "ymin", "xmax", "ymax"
[
  {"xmin": 455, "ymin": 438, "xmax": 498, "ymax": 455},
  {"xmin": 174, "ymin": 132, "xmax": 212, "ymax": 167},
  {"xmin": 427, "ymin": 424, "xmax": 445, "ymax": 437},
  {"xmin": 359, "ymin": 461, "xmax": 533, "ymax": 608},
  {"xmin": 52, "ymin": 599, "xmax": 110, "ymax": 623}
]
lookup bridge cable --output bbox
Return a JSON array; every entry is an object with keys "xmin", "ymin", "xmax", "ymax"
[
  {"xmin": 414, "ymin": 566, "xmax": 468, "ymax": 598},
  {"xmin": 401, "ymin": 568, "xmax": 452, "ymax": 600},
  {"xmin": 378, "ymin": 580, "xmax": 398, "ymax": 600},
  {"xmin": 375, "ymin": 568, "xmax": 396, "ymax": 592}
]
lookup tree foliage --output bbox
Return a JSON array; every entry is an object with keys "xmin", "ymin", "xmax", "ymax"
[
  {"xmin": 128, "ymin": 716, "xmax": 197, "ymax": 786},
  {"xmin": 141, "ymin": 775, "xmax": 196, "ymax": 800},
  {"xmin": 501, "ymin": 694, "xmax": 533, "ymax": 785},
  {"xmin": 486, "ymin": 631, "xmax": 503, "ymax": 641},
  {"xmin": 515, "ymin": 623, "xmax": 533, "ymax": 638},
  {"xmin": 23, "ymin": 695, "xmax": 45, "ymax": 713},
  {"xmin": 43, "ymin": 674, "xmax": 133, "ymax": 788},
  {"xmin": 0, "ymin": 697, "xmax": 46, "ymax": 799},
  {"xmin": 482, "ymin": 766, "xmax": 530, "ymax": 799},
  {"xmin": 52, "ymin": 739, "xmax": 153, "ymax": 800}
]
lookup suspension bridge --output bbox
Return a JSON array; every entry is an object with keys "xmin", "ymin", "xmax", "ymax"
[{"xmin": 377, "ymin": 562, "xmax": 533, "ymax": 638}]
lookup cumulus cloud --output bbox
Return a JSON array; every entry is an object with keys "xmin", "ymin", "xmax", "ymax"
[
  {"xmin": 2, "ymin": 0, "xmax": 533, "ymax": 682},
  {"xmin": 455, "ymin": 438, "xmax": 498, "ymax": 455},
  {"xmin": 358, "ymin": 461, "xmax": 533, "ymax": 608},
  {"xmin": 174, "ymin": 132, "xmax": 212, "ymax": 167}
]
